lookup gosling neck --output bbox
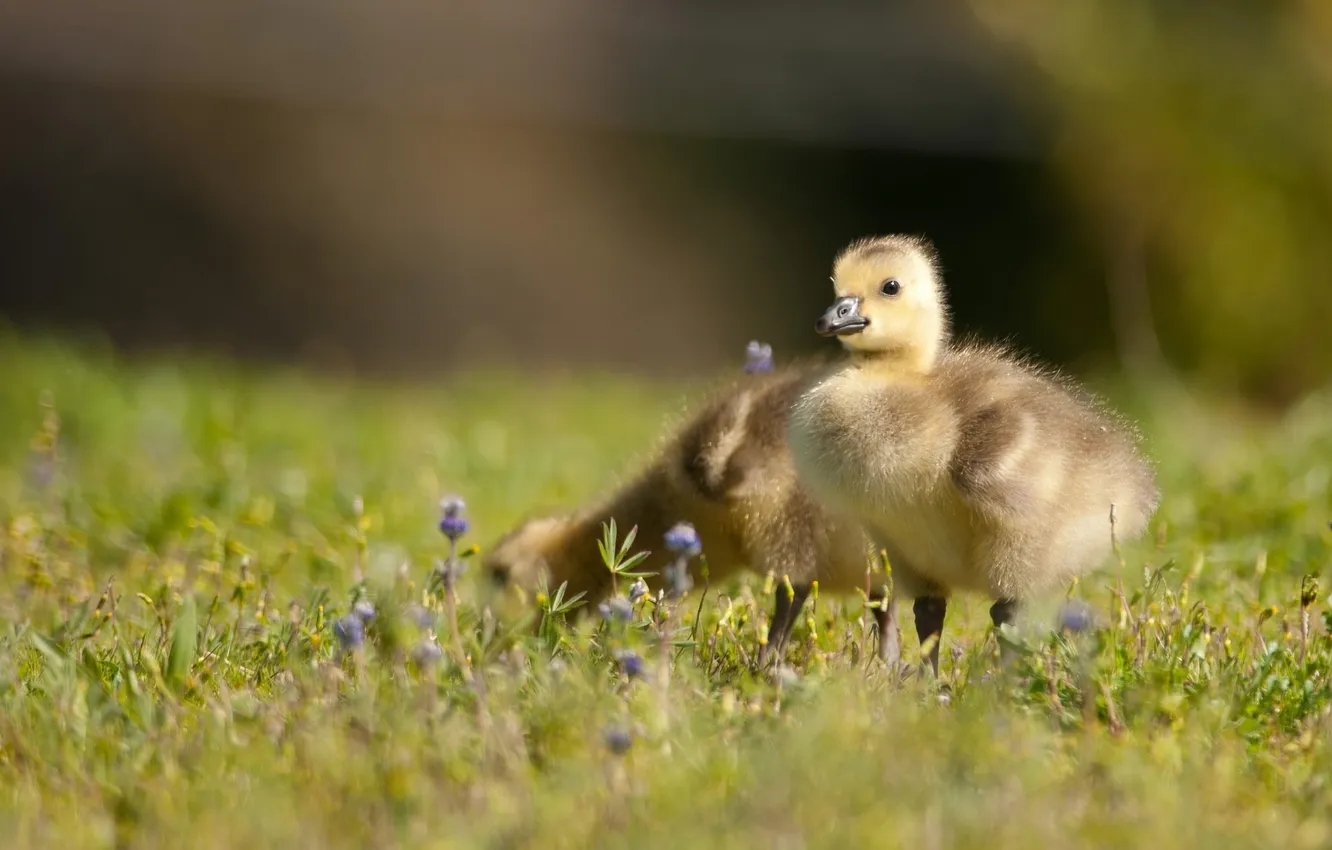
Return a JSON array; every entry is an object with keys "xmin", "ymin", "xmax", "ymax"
[{"xmin": 850, "ymin": 333, "xmax": 943, "ymax": 376}]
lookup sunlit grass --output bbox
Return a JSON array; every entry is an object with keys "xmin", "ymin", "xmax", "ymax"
[{"xmin": 1, "ymin": 330, "xmax": 1331, "ymax": 848}]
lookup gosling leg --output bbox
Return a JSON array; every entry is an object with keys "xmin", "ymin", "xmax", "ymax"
[
  {"xmin": 758, "ymin": 582, "xmax": 811, "ymax": 669},
  {"xmin": 989, "ymin": 597, "xmax": 1021, "ymax": 664},
  {"xmin": 913, "ymin": 596, "xmax": 947, "ymax": 677},
  {"xmin": 871, "ymin": 591, "xmax": 901, "ymax": 672}
]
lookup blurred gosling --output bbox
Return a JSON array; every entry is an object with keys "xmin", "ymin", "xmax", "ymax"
[{"xmin": 484, "ymin": 344, "xmax": 885, "ymax": 667}]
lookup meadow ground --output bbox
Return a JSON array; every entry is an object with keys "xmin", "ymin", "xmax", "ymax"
[{"xmin": 1, "ymin": 331, "xmax": 1331, "ymax": 849}]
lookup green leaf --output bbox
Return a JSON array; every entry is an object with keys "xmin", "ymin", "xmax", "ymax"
[
  {"xmin": 618, "ymin": 524, "xmax": 638, "ymax": 561},
  {"xmin": 30, "ymin": 633, "xmax": 68, "ymax": 669},
  {"xmin": 614, "ymin": 550, "xmax": 651, "ymax": 574},
  {"xmin": 549, "ymin": 581, "xmax": 568, "ymax": 610},
  {"xmin": 165, "ymin": 594, "xmax": 198, "ymax": 691},
  {"xmin": 553, "ymin": 590, "xmax": 588, "ymax": 613},
  {"xmin": 617, "ymin": 569, "xmax": 658, "ymax": 579},
  {"xmin": 598, "ymin": 519, "xmax": 618, "ymax": 571}
]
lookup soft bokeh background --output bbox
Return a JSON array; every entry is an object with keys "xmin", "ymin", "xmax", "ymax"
[
  {"xmin": 1, "ymin": 0, "xmax": 1329, "ymax": 403},
  {"xmin": 6, "ymin": 7, "xmax": 1332, "ymax": 846}
]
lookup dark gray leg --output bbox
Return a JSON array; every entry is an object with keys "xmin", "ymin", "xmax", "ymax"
[
  {"xmin": 990, "ymin": 597, "xmax": 1021, "ymax": 663},
  {"xmin": 989, "ymin": 598, "xmax": 1019, "ymax": 629},
  {"xmin": 758, "ymin": 582, "xmax": 811, "ymax": 668},
  {"xmin": 913, "ymin": 596, "xmax": 947, "ymax": 676},
  {"xmin": 871, "ymin": 592, "xmax": 901, "ymax": 670}
]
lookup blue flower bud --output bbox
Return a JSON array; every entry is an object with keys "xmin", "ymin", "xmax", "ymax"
[
  {"xmin": 411, "ymin": 640, "xmax": 444, "ymax": 668},
  {"xmin": 615, "ymin": 650, "xmax": 645, "ymax": 680},
  {"xmin": 1057, "ymin": 600, "xmax": 1094, "ymax": 634},
  {"xmin": 604, "ymin": 726, "xmax": 633, "ymax": 755},
  {"xmin": 333, "ymin": 614, "xmax": 365, "ymax": 651},
  {"xmin": 352, "ymin": 599, "xmax": 376, "ymax": 623},
  {"xmin": 744, "ymin": 340, "xmax": 774, "ymax": 374},
  {"xmin": 438, "ymin": 496, "xmax": 470, "ymax": 542},
  {"xmin": 663, "ymin": 522, "xmax": 702, "ymax": 558}
]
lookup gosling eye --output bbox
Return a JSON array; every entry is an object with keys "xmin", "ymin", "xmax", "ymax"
[
  {"xmin": 488, "ymin": 565, "xmax": 511, "ymax": 586},
  {"xmin": 880, "ymin": 279, "xmax": 901, "ymax": 297}
]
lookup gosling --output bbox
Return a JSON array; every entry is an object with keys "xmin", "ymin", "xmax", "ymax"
[
  {"xmin": 786, "ymin": 234, "xmax": 1160, "ymax": 675},
  {"xmin": 483, "ymin": 353, "xmax": 884, "ymax": 667}
]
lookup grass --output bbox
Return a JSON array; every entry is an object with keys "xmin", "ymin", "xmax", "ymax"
[{"xmin": 1, "ymin": 329, "xmax": 1331, "ymax": 849}]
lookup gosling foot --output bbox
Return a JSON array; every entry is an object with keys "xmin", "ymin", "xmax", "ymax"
[
  {"xmin": 757, "ymin": 581, "xmax": 811, "ymax": 671},
  {"xmin": 913, "ymin": 596, "xmax": 947, "ymax": 678},
  {"xmin": 989, "ymin": 597, "xmax": 1022, "ymax": 667},
  {"xmin": 871, "ymin": 591, "xmax": 904, "ymax": 678}
]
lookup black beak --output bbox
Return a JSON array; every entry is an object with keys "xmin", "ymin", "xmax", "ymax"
[{"xmin": 815, "ymin": 296, "xmax": 869, "ymax": 337}]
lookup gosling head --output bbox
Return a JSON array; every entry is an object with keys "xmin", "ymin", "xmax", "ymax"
[
  {"xmin": 815, "ymin": 234, "xmax": 950, "ymax": 371},
  {"xmin": 481, "ymin": 515, "xmax": 569, "ymax": 593}
]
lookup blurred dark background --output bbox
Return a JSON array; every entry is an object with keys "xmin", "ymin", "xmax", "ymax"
[{"xmin": 2, "ymin": 0, "xmax": 1329, "ymax": 403}]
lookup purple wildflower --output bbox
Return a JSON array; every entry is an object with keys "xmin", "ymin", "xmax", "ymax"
[
  {"xmin": 438, "ymin": 496, "xmax": 470, "ymax": 542},
  {"xmin": 333, "ymin": 614, "xmax": 365, "ymax": 651},
  {"xmin": 1057, "ymin": 600, "xmax": 1093, "ymax": 635},
  {"xmin": 411, "ymin": 640, "xmax": 444, "ymax": 668},
  {"xmin": 405, "ymin": 603, "xmax": 435, "ymax": 629},
  {"xmin": 352, "ymin": 599, "xmax": 376, "ymax": 623},
  {"xmin": 664, "ymin": 522, "xmax": 702, "ymax": 558},
  {"xmin": 744, "ymin": 340, "xmax": 774, "ymax": 374},
  {"xmin": 616, "ymin": 650, "xmax": 645, "ymax": 680},
  {"xmin": 662, "ymin": 523, "xmax": 700, "ymax": 597},
  {"xmin": 597, "ymin": 598, "xmax": 633, "ymax": 622},
  {"xmin": 604, "ymin": 726, "xmax": 633, "ymax": 755}
]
